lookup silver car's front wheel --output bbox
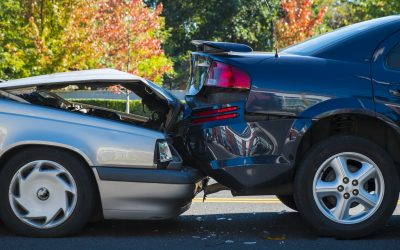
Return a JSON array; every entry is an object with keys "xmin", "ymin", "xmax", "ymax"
[
  {"xmin": 9, "ymin": 160, "xmax": 78, "ymax": 229},
  {"xmin": 0, "ymin": 147, "xmax": 96, "ymax": 237},
  {"xmin": 312, "ymin": 153, "xmax": 384, "ymax": 224}
]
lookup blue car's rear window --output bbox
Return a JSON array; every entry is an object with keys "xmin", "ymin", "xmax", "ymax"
[{"xmin": 187, "ymin": 54, "xmax": 211, "ymax": 96}]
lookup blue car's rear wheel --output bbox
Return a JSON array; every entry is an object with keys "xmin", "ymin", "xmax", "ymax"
[
  {"xmin": 0, "ymin": 147, "xmax": 96, "ymax": 237},
  {"xmin": 294, "ymin": 135, "xmax": 399, "ymax": 239}
]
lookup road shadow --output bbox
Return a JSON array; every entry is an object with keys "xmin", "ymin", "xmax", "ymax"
[{"xmin": 0, "ymin": 211, "xmax": 398, "ymax": 240}]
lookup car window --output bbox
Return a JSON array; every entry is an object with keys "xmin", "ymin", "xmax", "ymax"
[
  {"xmin": 386, "ymin": 43, "xmax": 400, "ymax": 70},
  {"xmin": 187, "ymin": 54, "xmax": 211, "ymax": 95}
]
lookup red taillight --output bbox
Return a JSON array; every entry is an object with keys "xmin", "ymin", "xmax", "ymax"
[
  {"xmin": 192, "ymin": 106, "xmax": 240, "ymax": 124},
  {"xmin": 205, "ymin": 61, "xmax": 251, "ymax": 89},
  {"xmin": 193, "ymin": 106, "xmax": 239, "ymax": 116},
  {"xmin": 192, "ymin": 113, "xmax": 239, "ymax": 124}
]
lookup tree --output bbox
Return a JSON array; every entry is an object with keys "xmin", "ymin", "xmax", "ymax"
[
  {"xmin": 67, "ymin": 0, "xmax": 173, "ymax": 84},
  {"xmin": 66, "ymin": 0, "xmax": 173, "ymax": 112},
  {"xmin": 274, "ymin": 0, "xmax": 328, "ymax": 49},
  {"xmin": 0, "ymin": 0, "xmax": 173, "ymax": 90},
  {"xmin": 0, "ymin": 0, "xmax": 30, "ymax": 79},
  {"xmin": 324, "ymin": 0, "xmax": 400, "ymax": 30},
  {"xmin": 145, "ymin": 0, "xmax": 281, "ymax": 89},
  {"xmin": 0, "ymin": 0, "xmax": 78, "ymax": 79}
]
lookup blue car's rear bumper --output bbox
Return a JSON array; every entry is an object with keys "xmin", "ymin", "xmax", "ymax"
[{"xmin": 183, "ymin": 119, "xmax": 297, "ymax": 194}]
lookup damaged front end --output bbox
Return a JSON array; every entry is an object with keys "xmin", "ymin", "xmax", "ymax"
[
  {"xmin": 3, "ymin": 79, "xmax": 181, "ymax": 133},
  {"xmin": 0, "ymin": 69, "xmax": 207, "ymax": 220}
]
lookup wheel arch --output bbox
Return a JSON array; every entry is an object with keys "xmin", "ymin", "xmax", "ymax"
[
  {"xmin": 0, "ymin": 142, "xmax": 94, "ymax": 167},
  {"xmin": 294, "ymin": 112, "xmax": 400, "ymax": 174},
  {"xmin": 0, "ymin": 143, "xmax": 103, "ymax": 220}
]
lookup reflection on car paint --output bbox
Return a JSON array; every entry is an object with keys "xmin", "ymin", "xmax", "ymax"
[
  {"xmin": 97, "ymin": 147, "xmax": 154, "ymax": 167},
  {"xmin": 206, "ymin": 123, "xmax": 276, "ymax": 159},
  {"xmin": 247, "ymin": 89, "xmax": 331, "ymax": 115}
]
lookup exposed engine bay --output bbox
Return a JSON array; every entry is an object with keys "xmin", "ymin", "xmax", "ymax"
[{"xmin": 3, "ymin": 81, "xmax": 175, "ymax": 131}]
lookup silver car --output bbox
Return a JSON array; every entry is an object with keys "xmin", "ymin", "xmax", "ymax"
[{"xmin": 0, "ymin": 69, "xmax": 204, "ymax": 237}]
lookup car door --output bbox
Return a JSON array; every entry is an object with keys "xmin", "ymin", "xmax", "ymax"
[{"xmin": 372, "ymin": 30, "xmax": 400, "ymax": 124}]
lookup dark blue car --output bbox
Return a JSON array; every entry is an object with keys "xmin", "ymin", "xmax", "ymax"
[{"xmin": 180, "ymin": 15, "xmax": 400, "ymax": 238}]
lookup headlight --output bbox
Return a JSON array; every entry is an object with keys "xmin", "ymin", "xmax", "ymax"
[{"xmin": 157, "ymin": 140, "xmax": 173, "ymax": 163}]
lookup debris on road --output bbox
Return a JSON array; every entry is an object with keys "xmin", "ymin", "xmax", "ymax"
[
  {"xmin": 267, "ymin": 235, "xmax": 286, "ymax": 241},
  {"xmin": 260, "ymin": 230, "xmax": 270, "ymax": 239},
  {"xmin": 195, "ymin": 217, "xmax": 204, "ymax": 222},
  {"xmin": 278, "ymin": 210, "xmax": 287, "ymax": 215},
  {"xmin": 244, "ymin": 241, "xmax": 257, "ymax": 245},
  {"xmin": 260, "ymin": 229, "xmax": 287, "ymax": 241}
]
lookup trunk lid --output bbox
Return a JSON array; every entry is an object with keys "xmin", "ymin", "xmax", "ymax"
[
  {"xmin": 142, "ymin": 79, "xmax": 182, "ymax": 131},
  {"xmin": 1, "ymin": 69, "xmax": 182, "ymax": 132},
  {"xmin": 186, "ymin": 41, "xmax": 275, "ymax": 103}
]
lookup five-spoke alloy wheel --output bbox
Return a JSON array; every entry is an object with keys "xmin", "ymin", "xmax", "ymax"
[
  {"xmin": 313, "ymin": 152, "xmax": 384, "ymax": 224},
  {"xmin": 0, "ymin": 147, "xmax": 96, "ymax": 237},
  {"xmin": 294, "ymin": 135, "xmax": 399, "ymax": 239}
]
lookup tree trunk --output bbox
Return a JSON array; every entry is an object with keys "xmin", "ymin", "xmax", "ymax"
[
  {"xmin": 26, "ymin": 0, "xmax": 34, "ymax": 21},
  {"xmin": 40, "ymin": 0, "xmax": 45, "ymax": 34}
]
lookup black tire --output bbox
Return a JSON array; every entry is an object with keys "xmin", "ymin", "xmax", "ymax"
[
  {"xmin": 0, "ymin": 147, "xmax": 96, "ymax": 237},
  {"xmin": 294, "ymin": 135, "xmax": 399, "ymax": 239},
  {"xmin": 276, "ymin": 195, "xmax": 297, "ymax": 211}
]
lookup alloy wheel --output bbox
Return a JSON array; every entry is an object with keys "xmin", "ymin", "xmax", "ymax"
[{"xmin": 312, "ymin": 152, "xmax": 384, "ymax": 224}]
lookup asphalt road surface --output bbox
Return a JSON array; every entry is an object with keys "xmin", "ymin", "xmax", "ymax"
[{"xmin": 1, "ymin": 190, "xmax": 400, "ymax": 249}]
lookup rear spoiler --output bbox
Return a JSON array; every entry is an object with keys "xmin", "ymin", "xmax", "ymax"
[{"xmin": 192, "ymin": 40, "xmax": 253, "ymax": 53}]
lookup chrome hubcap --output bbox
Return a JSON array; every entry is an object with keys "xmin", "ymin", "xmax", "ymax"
[
  {"xmin": 9, "ymin": 160, "xmax": 77, "ymax": 229},
  {"xmin": 312, "ymin": 152, "xmax": 384, "ymax": 224}
]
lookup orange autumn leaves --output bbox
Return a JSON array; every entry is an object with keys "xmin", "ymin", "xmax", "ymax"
[
  {"xmin": 65, "ymin": 0, "xmax": 173, "ymax": 84},
  {"xmin": 0, "ymin": 0, "xmax": 328, "ymax": 83},
  {"xmin": 275, "ymin": 0, "xmax": 328, "ymax": 49}
]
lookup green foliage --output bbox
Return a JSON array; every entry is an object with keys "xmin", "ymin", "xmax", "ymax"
[
  {"xmin": 1, "ymin": 0, "xmax": 399, "ymax": 86},
  {"xmin": 0, "ymin": 0, "xmax": 173, "ymax": 86},
  {"xmin": 146, "ymin": 0, "xmax": 400, "ymax": 88},
  {"xmin": 0, "ymin": 0, "xmax": 80, "ymax": 80},
  {"xmin": 146, "ymin": 0, "xmax": 281, "ymax": 88},
  {"xmin": 66, "ymin": 0, "xmax": 174, "ymax": 86},
  {"xmin": 325, "ymin": 0, "xmax": 400, "ymax": 29},
  {"xmin": 0, "ymin": 0, "xmax": 32, "ymax": 79}
]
